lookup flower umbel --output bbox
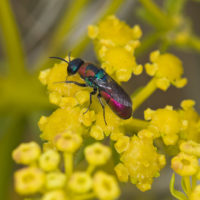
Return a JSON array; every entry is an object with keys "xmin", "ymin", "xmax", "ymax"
[{"xmin": 12, "ymin": 14, "xmax": 200, "ymax": 200}]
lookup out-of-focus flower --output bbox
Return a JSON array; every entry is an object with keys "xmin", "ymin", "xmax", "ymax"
[
  {"xmin": 42, "ymin": 190, "xmax": 67, "ymax": 200},
  {"xmin": 145, "ymin": 51, "xmax": 187, "ymax": 91},
  {"xmin": 45, "ymin": 172, "xmax": 66, "ymax": 190},
  {"xmin": 39, "ymin": 149, "xmax": 60, "ymax": 171},
  {"xmin": 12, "ymin": 142, "xmax": 41, "ymax": 165},
  {"xmin": 171, "ymin": 152, "xmax": 198, "ymax": 176},
  {"xmin": 93, "ymin": 171, "xmax": 120, "ymax": 200},
  {"xmin": 84, "ymin": 143, "xmax": 111, "ymax": 166},
  {"xmin": 190, "ymin": 185, "xmax": 200, "ymax": 200},
  {"xmin": 120, "ymin": 130, "xmax": 166, "ymax": 191},
  {"xmin": 180, "ymin": 140, "xmax": 200, "ymax": 157},
  {"xmin": 14, "ymin": 167, "xmax": 45, "ymax": 195},
  {"xmin": 54, "ymin": 130, "xmax": 82, "ymax": 153},
  {"xmin": 68, "ymin": 172, "xmax": 93, "ymax": 193}
]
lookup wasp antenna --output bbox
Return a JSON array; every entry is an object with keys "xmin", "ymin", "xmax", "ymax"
[
  {"xmin": 49, "ymin": 56, "xmax": 69, "ymax": 64},
  {"xmin": 68, "ymin": 51, "xmax": 72, "ymax": 62}
]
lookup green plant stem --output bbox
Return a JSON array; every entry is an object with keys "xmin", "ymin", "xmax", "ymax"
[
  {"xmin": 64, "ymin": 153, "xmax": 73, "ymax": 179},
  {"xmin": 139, "ymin": 0, "xmax": 170, "ymax": 29},
  {"xmin": 35, "ymin": 0, "xmax": 125, "ymax": 73},
  {"xmin": 131, "ymin": 77, "xmax": 157, "ymax": 113},
  {"xmin": 0, "ymin": 0, "xmax": 26, "ymax": 78},
  {"xmin": 135, "ymin": 31, "xmax": 163, "ymax": 57},
  {"xmin": 183, "ymin": 176, "xmax": 191, "ymax": 196},
  {"xmin": 122, "ymin": 118, "xmax": 149, "ymax": 133},
  {"xmin": 165, "ymin": 0, "xmax": 187, "ymax": 16},
  {"xmin": 191, "ymin": 175, "xmax": 197, "ymax": 191},
  {"xmin": 0, "ymin": 113, "xmax": 26, "ymax": 200},
  {"xmin": 48, "ymin": 0, "xmax": 91, "ymax": 55}
]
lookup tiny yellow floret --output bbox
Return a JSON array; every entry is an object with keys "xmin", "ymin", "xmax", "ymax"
[
  {"xmin": 84, "ymin": 143, "xmax": 111, "ymax": 166},
  {"xmin": 45, "ymin": 172, "xmax": 66, "ymax": 190},
  {"xmin": 93, "ymin": 171, "xmax": 120, "ymax": 200},
  {"xmin": 68, "ymin": 172, "xmax": 93, "ymax": 193},
  {"xmin": 39, "ymin": 149, "xmax": 60, "ymax": 171},
  {"xmin": 54, "ymin": 130, "xmax": 82, "ymax": 153},
  {"xmin": 171, "ymin": 152, "xmax": 198, "ymax": 176},
  {"xmin": 115, "ymin": 163, "xmax": 129, "ymax": 182},
  {"xmin": 14, "ymin": 167, "xmax": 45, "ymax": 195},
  {"xmin": 12, "ymin": 142, "xmax": 41, "ymax": 165},
  {"xmin": 42, "ymin": 190, "xmax": 66, "ymax": 200}
]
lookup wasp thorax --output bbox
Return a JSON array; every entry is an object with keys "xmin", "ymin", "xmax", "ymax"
[{"xmin": 67, "ymin": 58, "xmax": 84, "ymax": 75}]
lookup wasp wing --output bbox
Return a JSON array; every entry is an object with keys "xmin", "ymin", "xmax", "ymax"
[{"xmin": 94, "ymin": 75, "xmax": 132, "ymax": 107}]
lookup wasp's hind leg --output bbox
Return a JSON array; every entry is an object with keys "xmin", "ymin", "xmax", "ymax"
[
  {"xmin": 97, "ymin": 93, "xmax": 107, "ymax": 125},
  {"xmin": 83, "ymin": 87, "xmax": 97, "ymax": 114}
]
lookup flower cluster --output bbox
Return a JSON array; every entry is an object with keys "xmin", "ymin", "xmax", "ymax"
[
  {"xmin": 12, "ymin": 15, "xmax": 200, "ymax": 200},
  {"xmin": 88, "ymin": 15, "xmax": 143, "ymax": 82},
  {"xmin": 13, "ymin": 141, "xmax": 119, "ymax": 200}
]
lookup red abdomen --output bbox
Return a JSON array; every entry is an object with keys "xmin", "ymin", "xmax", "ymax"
[{"xmin": 100, "ymin": 90, "xmax": 132, "ymax": 119}]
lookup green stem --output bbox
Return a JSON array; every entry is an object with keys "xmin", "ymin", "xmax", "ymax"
[
  {"xmin": 49, "ymin": 0, "xmax": 91, "ymax": 55},
  {"xmin": 139, "ymin": 0, "xmax": 171, "ymax": 29},
  {"xmin": 191, "ymin": 175, "xmax": 197, "ymax": 191},
  {"xmin": 86, "ymin": 165, "xmax": 95, "ymax": 175},
  {"xmin": 0, "ymin": 113, "xmax": 26, "ymax": 200},
  {"xmin": 64, "ymin": 152, "xmax": 73, "ymax": 179},
  {"xmin": 0, "ymin": 0, "xmax": 26, "ymax": 77},
  {"xmin": 183, "ymin": 176, "xmax": 191, "ymax": 196},
  {"xmin": 35, "ymin": 0, "xmax": 125, "ymax": 73},
  {"xmin": 131, "ymin": 77, "xmax": 157, "ymax": 113},
  {"xmin": 165, "ymin": 0, "xmax": 187, "ymax": 16},
  {"xmin": 135, "ymin": 31, "xmax": 162, "ymax": 57},
  {"xmin": 122, "ymin": 118, "xmax": 149, "ymax": 133}
]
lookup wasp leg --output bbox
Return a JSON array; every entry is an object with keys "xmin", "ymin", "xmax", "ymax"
[
  {"xmin": 97, "ymin": 93, "xmax": 107, "ymax": 126},
  {"xmin": 65, "ymin": 81, "xmax": 87, "ymax": 87},
  {"xmin": 83, "ymin": 88, "xmax": 97, "ymax": 114}
]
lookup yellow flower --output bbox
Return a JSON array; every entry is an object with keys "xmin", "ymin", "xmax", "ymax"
[
  {"xmin": 14, "ymin": 167, "xmax": 45, "ymax": 195},
  {"xmin": 146, "ymin": 106, "xmax": 182, "ymax": 145},
  {"xmin": 42, "ymin": 190, "xmax": 67, "ymax": 200},
  {"xmin": 114, "ymin": 135, "xmax": 130, "ymax": 153},
  {"xmin": 171, "ymin": 152, "xmax": 198, "ymax": 176},
  {"xmin": 84, "ymin": 143, "xmax": 111, "ymax": 166},
  {"xmin": 190, "ymin": 185, "xmax": 200, "ymax": 200},
  {"xmin": 93, "ymin": 171, "xmax": 120, "ymax": 200},
  {"xmin": 79, "ymin": 108, "xmax": 96, "ymax": 127},
  {"xmin": 120, "ymin": 133, "xmax": 166, "ymax": 191},
  {"xmin": 39, "ymin": 149, "xmax": 60, "ymax": 171},
  {"xmin": 68, "ymin": 172, "xmax": 93, "ymax": 193},
  {"xmin": 88, "ymin": 15, "xmax": 142, "ymax": 48},
  {"xmin": 99, "ymin": 47, "xmax": 138, "ymax": 82},
  {"xmin": 90, "ymin": 125, "xmax": 104, "ymax": 140},
  {"xmin": 180, "ymin": 140, "xmax": 200, "ymax": 157},
  {"xmin": 12, "ymin": 142, "xmax": 41, "ymax": 165},
  {"xmin": 45, "ymin": 172, "xmax": 66, "ymax": 190},
  {"xmin": 114, "ymin": 163, "xmax": 129, "ymax": 182},
  {"xmin": 39, "ymin": 107, "xmax": 86, "ymax": 141},
  {"xmin": 179, "ymin": 100, "xmax": 200, "ymax": 142},
  {"xmin": 54, "ymin": 130, "xmax": 82, "ymax": 153},
  {"xmin": 145, "ymin": 51, "xmax": 187, "ymax": 90}
]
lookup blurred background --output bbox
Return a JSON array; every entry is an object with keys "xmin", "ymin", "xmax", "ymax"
[{"xmin": 0, "ymin": 0, "xmax": 200, "ymax": 199}]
